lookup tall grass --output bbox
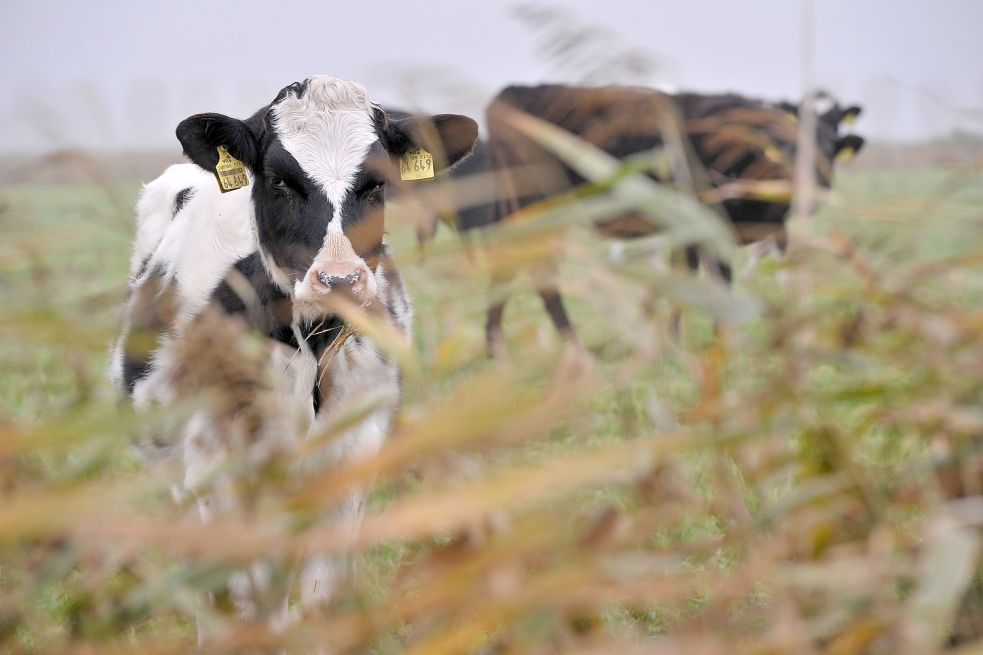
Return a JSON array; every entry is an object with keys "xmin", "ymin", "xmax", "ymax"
[{"xmin": 1, "ymin": 127, "xmax": 982, "ymax": 655}]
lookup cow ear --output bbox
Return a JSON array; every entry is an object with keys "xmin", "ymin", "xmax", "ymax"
[
  {"xmin": 382, "ymin": 113, "xmax": 479, "ymax": 171},
  {"xmin": 840, "ymin": 105, "xmax": 862, "ymax": 126},
  {"xmin": 834, "ymin": 134, "xmax": 865, "ymax": 163},
  {"xmin": 176, "ymin": 113, "xmax": 259, "ymax": 174}
]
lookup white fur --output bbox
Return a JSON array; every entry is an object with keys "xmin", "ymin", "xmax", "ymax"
[
  {"xmin": 813, "ymin": 92, "xmax": 837, "ymax": 117},
  {"xmin": 257, "ymin": 245, "xmax": 294, "ymax": 294},
  {"xmin": 130, "ymin": 164, "xmax": 207, "ymax": 277},
  {"xmin": 129, "ymin": 164, "xmax": 257, "ymax": 322}
]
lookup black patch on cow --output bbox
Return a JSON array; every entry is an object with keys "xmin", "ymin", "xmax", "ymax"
[
  {"xmin": 122, "ymin": 358, "xmax": 152, "ymax": 394},
  {"xmin": 249, "ymin": 141, "xmax": 336, "ymax": 284},
  {"xmin": 209, "ymin": 253, "xmax": 354, "ymax": 416},
  {"xmin": 298, "ymin": 316, "xmax": 347, "ymax": 361},
  {"xmin": 171, "ymin": 187, "xmax": 193, "ymax": 218},
  {"xmin": 177, "ymin": 113, "xmax": 260, "ymax": 175},
  {"xmin": 211, "ymin": 253, "xmax": 297, "ymax": 347},
  {"xmin": 298, "ymin": 315, "xmax": 348, "ymax": 414},
  {"xmin": 273, "ymin": 325, "xmax": 299, "ymax": 350}
]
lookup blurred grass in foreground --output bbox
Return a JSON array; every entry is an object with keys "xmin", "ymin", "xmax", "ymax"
[{"xmin": 1, "ymin": 152, "xmax": 982, "ymax": 654}]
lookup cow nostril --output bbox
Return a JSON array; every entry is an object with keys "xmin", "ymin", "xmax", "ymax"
[{"xmin": 317, "ymin": 271, "xmax": 361, "ymax": 288}]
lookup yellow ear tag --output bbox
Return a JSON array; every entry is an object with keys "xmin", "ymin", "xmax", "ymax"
[
  {"xmin": 835, "ymin": 147, "xmax": 856, "ymax": 164},
  {"xmin": 399, "ymin": 147, "xmax": 435, "ymax": 181},
  {"xmin": 215, "ymin": 145, "xmax": 249, "ymax": 192},
  {"xmin": 842, "ymin": 113, "xmax": 857, "ymax": 127}
]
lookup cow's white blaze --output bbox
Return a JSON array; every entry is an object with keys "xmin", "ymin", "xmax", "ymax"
[{"xmin": 271, "ymin": 76, "xmax": 378, "ymax": 222}]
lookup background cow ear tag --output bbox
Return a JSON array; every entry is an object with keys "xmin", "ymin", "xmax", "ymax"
[
  {"xmin": 400, "ymin": 147, "xmax": 435, "ymax": 181},
  {"xmin": 215, "ymin": 145, "xmax": 249, "ymax": 192}
]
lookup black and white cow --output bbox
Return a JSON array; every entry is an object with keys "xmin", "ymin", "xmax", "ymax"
[
  {"xmin": 110, "ymin": 76, "xmax": 477, "ymax": 629},
  {"xmin": 441, "ymin": 84, "xmax": 863, "ymax": 351}
]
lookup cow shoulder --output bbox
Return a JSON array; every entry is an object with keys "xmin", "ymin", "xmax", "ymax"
[
  {"xmin": 144, "ymin": 170, "xmax": 257, "ymax": 320},
  {"xmin": 131, "ymin": 164, "xmax": 207, "ymax": 279}
]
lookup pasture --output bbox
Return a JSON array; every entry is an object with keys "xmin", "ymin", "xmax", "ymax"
[{"xmin": 1, "ymin": 153, "xmax": 982, "ymax": 653}]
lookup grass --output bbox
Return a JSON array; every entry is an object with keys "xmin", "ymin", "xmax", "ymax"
[{"xmin": 1, "ymin": 157, "xmax": 982, "ymax": 653}]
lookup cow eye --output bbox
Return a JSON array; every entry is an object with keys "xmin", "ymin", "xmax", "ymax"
[
  {"xmin": 364, "ymin": 181, "xmax": 385, "ymax": 203},
  {"xmin": 269, "ymin": 176, "xmax": 288, "ymax": 195}
]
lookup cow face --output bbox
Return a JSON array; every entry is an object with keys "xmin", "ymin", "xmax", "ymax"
[
  {"xmin": 780, "ymin": 94, "xmax": 865, "ymax": 185},
  {"xmin": 176, "ymin": 76, "xmax": 477, "ymax": 318}
]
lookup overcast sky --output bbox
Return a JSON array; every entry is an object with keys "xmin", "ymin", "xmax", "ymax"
[{"xmin": 1, "ymin": 0, "xmax": 981, "ymax": 153}]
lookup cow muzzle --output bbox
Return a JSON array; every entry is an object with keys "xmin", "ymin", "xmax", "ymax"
[
  {"xmin": 298, "ymin": 259, "xmax": 377, "ymax": 308},
  {"xmin": 293, "ymin": 227, "xmax": 379, "ymax": 314}
]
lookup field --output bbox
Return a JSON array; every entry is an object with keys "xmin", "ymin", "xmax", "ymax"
[{"xmin": 1, "ymin": 151, "xmax": 982, "ymax": 653}]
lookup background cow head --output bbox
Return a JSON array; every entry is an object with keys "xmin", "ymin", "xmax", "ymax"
[
  {"xmin": 778, "ymin": 93, "xmax": 866, "ymax": 186},
  {"xmin": 175, "ymin": 76, "xmax": 477, "ymax": 317}
]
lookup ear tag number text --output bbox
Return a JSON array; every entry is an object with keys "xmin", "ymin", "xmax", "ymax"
[
  {"xmin": 215, "ymin": 145, "xmax": 249, "ymax": 192},
  {"xmin": 399, "ymin": 148, "xmax": 435, "ymax": 181}
]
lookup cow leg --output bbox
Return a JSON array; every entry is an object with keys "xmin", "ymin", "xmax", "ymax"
[
  {"xmin": 300, "ymin": 402, "xmax": 389, "ymax": 613},
  {"xmin": 486, "ymin": 270, "xmax": 513, "ymax": 358},
  {"xmin": 300, "ymin": 553, "xmax": 344, "ymax": 611},
  {"xmin": 669, "ymin": 246, "xmax": 703, "ymax": 339},
  {"xmin": 298, "ymin": 490, "xmax": 364, "ymax": 610},
  {"xmin": 184, "ymin": 417, "xmax": 283, "ymax": 646},
  {"xmin": 299, "ymin": 497, "xmax": 365, "ymax": 619},
  {"xmin": 740, "ymin": 239, "xmax": 771, "ymax": 279},
  {"xmin": 416, "ymin": 213, "xmax": 439, "ymax": 253},
  {"xmin": 538, "ymin": 287, "xmax": 576, "ymax": 342},
  {"xmin": 486, "ymin": 301, "xmax": 508, "ymax": 358},
  {"xmin": 703, "ymin": 251, "xmax": 733, "ymax": 335},
  {"xmin": 182, "ymin": 418, "xmax": 228, "ymax": 649},
  {"xmin": 671, "ymin": 247, "xmax": 735, "ymax": 339},
  {"xmin": 771, "ymin": 235, "xmax": 790, "ymax": 284},
  {"xmin": 740, "ymin": 236, "xmax": 787, "ymax": 280}
]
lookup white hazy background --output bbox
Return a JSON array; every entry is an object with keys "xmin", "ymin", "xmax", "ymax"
[{"xmin": 1, "ymin": 0, "xmax": 982, "ymax": 154}]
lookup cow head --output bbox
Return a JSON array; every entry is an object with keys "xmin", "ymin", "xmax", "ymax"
[
  {"xmin": 176, "ymin": 76, "xmax": 477, "ymax": 318},
  {"xmin": 777, "ymin": 93, "xmax": 865, "ymax": 187},
  {"xmin": 815, "ymin": 96, "xmax": 864, "ymax": 170}
]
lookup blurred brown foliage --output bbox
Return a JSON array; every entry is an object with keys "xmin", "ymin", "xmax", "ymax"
[{"xmin": 1, "ymin": 83, "xmax": 982, "ymax": 655}]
